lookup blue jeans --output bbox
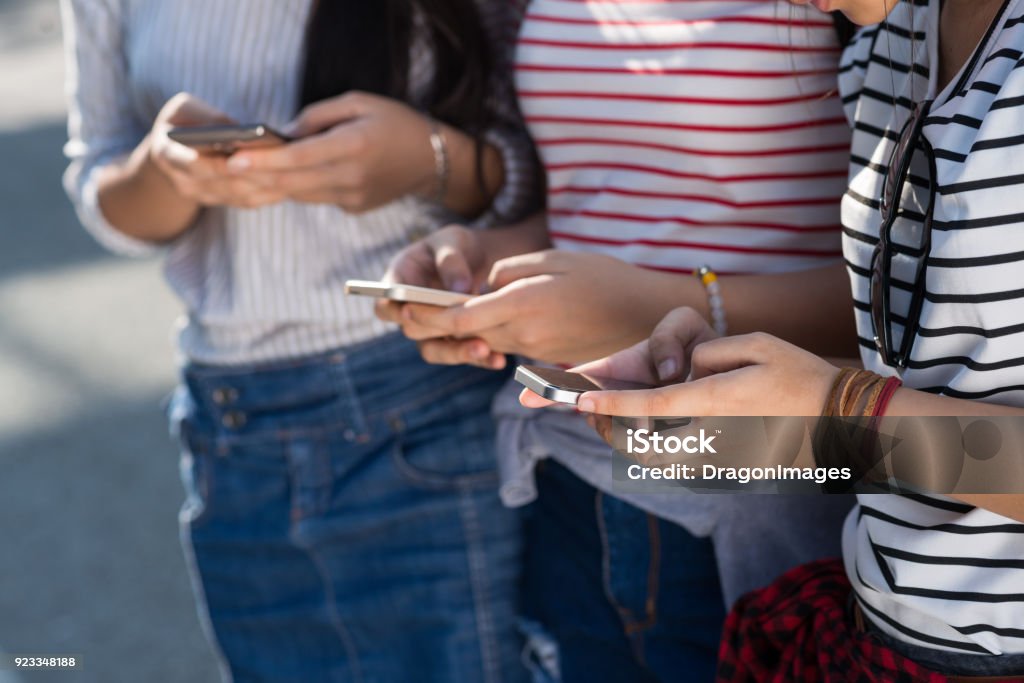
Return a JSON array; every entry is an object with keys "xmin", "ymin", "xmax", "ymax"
[
  {"xmin": 171, "ymin": 334, "xmax": 526, "ymax": 683},
  {"xmin": 521, "ymin": 461, "xmax": 725, "ymax": 683}
]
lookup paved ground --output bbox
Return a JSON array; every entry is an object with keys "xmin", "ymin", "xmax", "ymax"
[{"xmin": 0, "ymin": 1, "xmax": 221, "ymax": 680}]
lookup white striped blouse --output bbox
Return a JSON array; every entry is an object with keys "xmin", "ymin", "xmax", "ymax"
[
  {"xmin": 61, "ymin": 0, "xmax": 540, "ymax": 365},
  {"xmin": 840, "ymin": 0, "xmax": 1024, "ymax": 656}
]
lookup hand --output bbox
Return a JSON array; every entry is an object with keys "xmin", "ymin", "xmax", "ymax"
[
  {"xmin": 521, "ymin": 307, "xmax": 840, "ymax": 418},
  {"xmin": 225, "ymin": 91, "xmax": 436, "ymax": 212},
  {"xmin": 149, "ymin": 93, "xmax": 286, "ymax": 209},
  {"xmin": 401, "ymin": 250, "xmax": 670, "ymax": 369},
  {"xmin": 518, "ymin": 307, "xmax": 718, "ymax": 409},
  {"xmin": 373, "ymin": 225, "xmax": 508, "ymax": 369}
]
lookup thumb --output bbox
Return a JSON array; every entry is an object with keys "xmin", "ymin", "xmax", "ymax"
[
  {"xmin": 487, "ymin": 250, "xmax": 560, "ymax": 292},
  {"xmin": 648, "ymin": 308, "xmax": 719, "ymax": 383},
  {"xmin": 433, "ymin": 240, "xmax": 474, "ymax": 295},
  {"xmin": 287, "ymin": 92, "xmax": 368, "ymax": 137}
]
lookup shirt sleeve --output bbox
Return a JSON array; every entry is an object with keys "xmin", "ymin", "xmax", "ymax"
[
  {"xmin": 60, "ymin": 0, "xmax": 158, "ymax": 256},
  {"xmin": 471, "ymin": 0, "xmax": 545, "ymax": 228}
]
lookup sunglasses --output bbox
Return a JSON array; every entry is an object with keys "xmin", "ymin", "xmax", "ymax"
[{"xmin": 869, "ymin": 99, "xmax": 937, "ymax": 370}]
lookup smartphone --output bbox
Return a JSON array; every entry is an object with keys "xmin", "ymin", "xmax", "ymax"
[
  {"xmin": 344, "ymin": 279, "xmax": 472, "ymax": 307},
  {"xmin": 168, "ymin": 123, "xmax": 294, "ymax": 154},
  {"xmin": 514, "ymin": 365, "xmax": 655, "ymax": 405}
]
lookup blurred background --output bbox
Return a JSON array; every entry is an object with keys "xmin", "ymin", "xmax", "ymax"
[{"xmin": 0, "ymin": 0, "xmax": 220, "ymax": 680}]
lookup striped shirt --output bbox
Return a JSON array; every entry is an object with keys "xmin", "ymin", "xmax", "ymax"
[
  {"xmin": 62, "ymin": 0, "xmax": 540, "ymax": 365},
  {"xmin": 839, "ymin": 0, "xmax": 1024, "ymax": 655},
  {"xmin": 515, "ymin": 0, "xmax": 851, "ymax": 276}
]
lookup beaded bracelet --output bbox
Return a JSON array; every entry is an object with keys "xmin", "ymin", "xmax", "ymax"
[
  {"xmin": 695, "ymin": 265, "xmax": 728, "ymax": 336},
  {"xmin": 427, "ymin": 120, "xmax": 450, "ymax": 206}
]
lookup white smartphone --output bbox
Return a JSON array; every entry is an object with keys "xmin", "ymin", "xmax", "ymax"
[
  {"xmin": 514, "ymin": 365, "xmax": 655, "ymax": 405},
  {"xmin": 344, "ymin": 279, "xmax": 472, "ymax": 307}
]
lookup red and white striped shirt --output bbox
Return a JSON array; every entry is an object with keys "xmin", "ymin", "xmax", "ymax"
[{"xmin": 515, "ymin": 0, "xmax": 851, "ymax": 275}]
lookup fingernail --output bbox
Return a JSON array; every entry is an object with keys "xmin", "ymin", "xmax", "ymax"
[
  {"xmin": 470, "ymin": 344, "xmax": 487, "ymax": 360},
  {"xmin": 657, "ymin": 358, "xmax": 678, "ymax": 381},
  {"xmin": 227, "ymin": 156, "xmax": 250, "ymax": 172},
  {"xmin": 451, "ymin": 278, "xmax": 471, "ymax": 294},
  {"xmin": 577, "ymin": 397, "xmax": 596, "ymax": 413}
]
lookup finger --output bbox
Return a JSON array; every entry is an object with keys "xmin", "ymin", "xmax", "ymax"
[
  {"xmin": 689, "ymin": 332, "xmax": 778, "ymax": 381},
  {"xmin": 404, "ymin": 287, "xmax": 523, "ymax": 338},
  {"xmin": 592, "ymin": 414, "xmax": 616, "ymax": 447},
  {"xmin": 227, "ymin": 125, "xmax": 366, "ymax": 172},
  {"xmin": 576, "ymin": 382, "xmax": 711, "ymax": 418},
  {"xmin": 158, "ymin": 139, "xmax": 201, "ymax": 168},
  {"xmin": 418, "ymin": 338, "xmax": 505, "ymax": 369},
  {"xmin": 163, "ymin": 93, "xmax": 236, "ymax": 126},
  {"xmin": 239, "ymin": 163, "xmax": 355, "ymax": 195},
  {"xmin": 573, "ymin": 339, "xmax": 660, "ymax": 386},
  {"xmin": 400, "ymin": 306, "xmax": 462, "ymax": 341},
  {"xmin": 648, "ymin": 307, "xmax": 719, "ymax": 382},
  {"xmin": 383, "ymin": 243, "xmax": 443, "ymax": 290},
  {"xmin": 487, "ymin": 250, "xmax": 563, "ymax": 292},
  {"xmin": 433, "ymin": 236, "xmax": 474, "ymax": 294},
  {"xmin": 375, "ymin": 300, "xmax": 404, "ymax": 324},
  {"xmin": 160, "ymin": 144, "xmax": 233, "ymax": 179},
  {"xmin": 519, "ymin": 388, "xmax": 559, "ymax": 409},
  {"xmin": 286, "ymin": 91, "xmax": 372, "ymax": 137}
]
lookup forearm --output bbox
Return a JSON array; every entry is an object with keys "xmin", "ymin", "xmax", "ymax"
[
  {"xmin": 879, "ymin": 389, "xmax": 1024, "ymax": 522},
  {"xmin": 437, "ymin": 124, "xmax": 504, "ymax": 218},
  {"xmin": 718, "ymin": 263, "xmax": 858, "ymax": 357},
  {"xmin": 612, "ymin": 262, "xmax": 860, "ymax": 359},
  {"xmin": 477, "ymin": 212, "xmax": 551, "ymax": 271},
  {"xmin": 96, "ymin": 134, "xmax": 199, "ymax": 243}
]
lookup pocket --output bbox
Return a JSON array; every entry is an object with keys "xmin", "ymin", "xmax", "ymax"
[{"xmin": 390, "ymin": 383, "xmax": 502, "ymax": 491}]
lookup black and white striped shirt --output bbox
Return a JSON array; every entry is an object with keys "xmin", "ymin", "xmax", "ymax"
[
  {"xmin": 62, "ymin": 0, "xmax": 539, "ymax": 365},
  {"xmin": 840, "ymin": 0, "xmax": 1024, "ymax": 656}
]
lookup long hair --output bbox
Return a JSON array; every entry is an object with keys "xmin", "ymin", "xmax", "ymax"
[
  {"xmin": 298, "ymin": 1, "xmax": 492, "ymax": 134},
  {"xmin": 832, "ymin": 11, "xmax": 857, "ymax": 47}
]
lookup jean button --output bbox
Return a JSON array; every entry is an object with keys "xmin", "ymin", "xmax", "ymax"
[
  {"xmin": 222, "ymin": 411, "xmax": 247, "ymax": 429},
  {"xmin": 212, "ymin": 387, "xmax": 239, "ymax": 405}
]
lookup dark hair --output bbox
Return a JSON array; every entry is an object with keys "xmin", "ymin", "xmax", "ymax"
[
  {"xmin": 298, "ymin": 1, "xmax": 492, "ymax": 134},
  {"xmin": 832, "ymin": 11, "xmax": 857, "ymax": 47}
]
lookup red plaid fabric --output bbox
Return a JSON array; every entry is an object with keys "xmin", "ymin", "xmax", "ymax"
[{"xmin": 716, "ymin": 558, "xmax": 950, "ymax": 683}]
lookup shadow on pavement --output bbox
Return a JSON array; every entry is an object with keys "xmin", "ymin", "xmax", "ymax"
[
  {"xmin": 0, "ymin": 121, "xmax": 114, "ymax": 281},
  {"xmin": 0, "ymin": 394, "xmax": 221, "ymax": 683}
]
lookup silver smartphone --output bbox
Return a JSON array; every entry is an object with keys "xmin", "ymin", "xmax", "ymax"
[
  {"xmin": 168, "ymin": 123, "xmax": 294, "ymax": 155},
  {"xmin": 344, "ymin": 279, "xmax": 472, "ymax": 307},
  {"xmin": 514, "ymin": 365, "xmax": 655, "ymax": 405}
]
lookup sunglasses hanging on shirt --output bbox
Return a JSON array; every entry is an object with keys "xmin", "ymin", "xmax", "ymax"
[{"xmin": 869, "ymin": 0, "xmax": 1013, "ymax": 370}]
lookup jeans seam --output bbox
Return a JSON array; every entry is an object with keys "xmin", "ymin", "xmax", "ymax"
[
  {"xmin": 596, "ymin": 492, "xmax": 638, "ymax": 629},
  {"xmin": 597, "ymin": 493, "xmax": 663, "ymax": 668},
  {"xmin": 459, "ymin": 487, "xmax": 504, "ymax": 683},
  {"xmin": 290, "ymin": 528, "xmax": 365, "ymax": 683},
  {"xmin": 641, "ymin": 514, "xmax": 660, "ymax": 633},
  {"xmin": 179, "ymin": 520, "xmax": 235, "ymax": 683}
]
